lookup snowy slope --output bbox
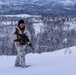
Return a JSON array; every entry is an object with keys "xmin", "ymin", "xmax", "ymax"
[
  {"xmin": 2, "ymin": 0, "xmax": 76, "ymax": 5},
  {"xmin": 0, "ymin": 46, "xmax": 76, "ymax": 75},
  {"xmin": 34, "ymin": 0, "xmax": 76, "ymax": 6},
  {"xmin": 0, "ymin": 0, "xmax": 76, "ymax": 15},
  {"xmin": 3, "ymin": 14, "xmax": 31, "ymax": 17}
]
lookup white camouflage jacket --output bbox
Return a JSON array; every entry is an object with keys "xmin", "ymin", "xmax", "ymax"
[{"xmin": 11, "ymin": 26, "xmax": 31, "ymax": 45}]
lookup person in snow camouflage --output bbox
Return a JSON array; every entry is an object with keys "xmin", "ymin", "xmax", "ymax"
[{"xmin": 12, "ymin": 20, "xmax": 31, "ymax": 68}]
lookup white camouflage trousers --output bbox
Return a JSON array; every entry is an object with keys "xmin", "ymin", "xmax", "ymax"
[{"xmin": 15, "ymin": 43, "xmax": 26, "ymax": 68}]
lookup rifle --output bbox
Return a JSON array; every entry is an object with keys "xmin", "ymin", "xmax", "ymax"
[{"xmin": 15, "ymin": 31, "xmax": 35, "ymax": 53}]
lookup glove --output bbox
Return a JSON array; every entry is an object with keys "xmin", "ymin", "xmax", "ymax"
[
  {"xmin": 27, "ymin": 42, "xmax": 32, "ymax": 46},
  {"xmin": 28, "ymin": 43, "xmax": 32, "ymax": 46}
]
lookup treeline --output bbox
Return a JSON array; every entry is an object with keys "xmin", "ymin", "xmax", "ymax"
[{"xmin": 0, "ymin": 15, "xmax": 76, "ymax": 55}]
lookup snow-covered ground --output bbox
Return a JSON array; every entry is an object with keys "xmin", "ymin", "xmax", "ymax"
[{"xmin": 0, "ymin": 46, "xmax": 76, "ymax": 75}]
